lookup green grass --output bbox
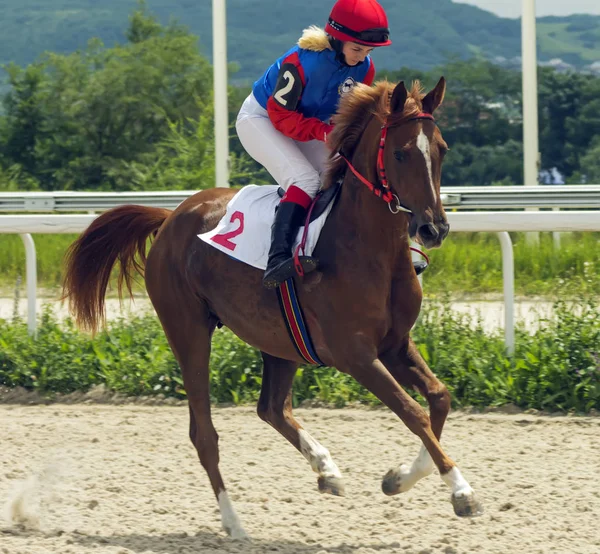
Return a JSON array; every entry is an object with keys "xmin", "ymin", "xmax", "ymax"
[
  {"xmin": 0, "ymin": 231, "xmax": 597, "ymax": 298},
  {"xmin": 0, "ymin": 234, "xmax": 78, "ymax": 294},
  {"xmin": 425, "ymin": 231, "xmax": 600, "ymax": 297}
]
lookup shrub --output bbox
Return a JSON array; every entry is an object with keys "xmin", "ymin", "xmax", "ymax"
[{"xmin": 0, "ymin": 296, "xmax": 598, "ymax": 412}]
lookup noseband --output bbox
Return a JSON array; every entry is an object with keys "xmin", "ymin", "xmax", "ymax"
[{"xmin": 339, "ymin": 113, "xmax": 436, "ymax": 214}]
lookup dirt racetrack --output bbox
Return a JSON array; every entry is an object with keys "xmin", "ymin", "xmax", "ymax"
[{"xmin": 1, "ymin": 404, "xmax": 599, "ymax": 554}]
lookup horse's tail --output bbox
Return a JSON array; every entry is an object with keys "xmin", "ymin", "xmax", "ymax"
[{"xmin": 62, "ymin": 205, "xmax": 171, "ymax": 334}]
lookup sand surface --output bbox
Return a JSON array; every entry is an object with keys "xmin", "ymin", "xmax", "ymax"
[{"xmin": 1, "ymin": 404, "xmax": 599, "ymax": 554}]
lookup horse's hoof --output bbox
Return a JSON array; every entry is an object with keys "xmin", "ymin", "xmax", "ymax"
[
  {"xmin": 381, "ymin": 464, "xmax": 411, "ymax": 496},
  {"xmin": 224, "ymin": 525, "xmax": 250, "ymax": 541},
  {"xmin": 318, "ymin": 475, "xmax": 345, "ymax": 496},
  {"xmin": 451, "ymin": 490, "xmax": 484, "ymax": 518}
]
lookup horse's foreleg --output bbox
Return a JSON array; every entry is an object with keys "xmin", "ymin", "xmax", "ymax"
[
  {"xmin": 343, "ymin": 351, "xmax": 483, "ymax": 517},
  {"xmin": 257, "ymin": 352, "xmax": 345, "ymax": 496},
  {"xmin": 379, "ymin": 337, "xmax": 451, "ymax": 495}
]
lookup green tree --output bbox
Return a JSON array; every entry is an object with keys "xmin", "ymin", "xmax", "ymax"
[
  {"xmin": 1, "ymin": 5, "xmax": 214, "ymax": 191},
  {"xmin": 1, "ymin": 63, "xmax": 46, "ymax": 173},
  {"xmin": 539, "ymin": 68, "xmax": 600, "ymax": 179},
  {"xmin": 126, "ymin": 0, "xmax": 163, "ymax": 44},
  {"xmin": 578, "ymin": 137, "xmax": 600, "ymax": 182},
  {"xmin": 443, "ymin": 140, "xmax": 523, "ymax": 186}
]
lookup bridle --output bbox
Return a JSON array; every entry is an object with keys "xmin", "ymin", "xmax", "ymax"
[{"xmin": 338, "ymin": 113, "xmax": 436, "ymax": 215}]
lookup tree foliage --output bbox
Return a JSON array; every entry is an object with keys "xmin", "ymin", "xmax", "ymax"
[{"xmin": 1, "ymin": 3, "xmax": 215, "ymax": 191}]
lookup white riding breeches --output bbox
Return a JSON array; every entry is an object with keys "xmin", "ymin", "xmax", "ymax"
[{"xmin": 235, "ymin": 93, "xmax": 329, "ymax": 199}]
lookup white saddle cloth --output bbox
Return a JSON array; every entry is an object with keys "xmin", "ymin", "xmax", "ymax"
[{"xmin": 198, "ymin": 185, "xmax": 335, "ymax": 270}]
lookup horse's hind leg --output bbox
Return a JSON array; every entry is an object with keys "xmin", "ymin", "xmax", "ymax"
[
  {"xmin": 257, "ymin": 352, "xmax": 344, "ymax": 496},
  {"xmin": 380, "ymin": 337, "xmax": 451, "ymax": 495},
  {"xmin": 152, "ymin": 297, "xmax": 247, "ymax": 539}
]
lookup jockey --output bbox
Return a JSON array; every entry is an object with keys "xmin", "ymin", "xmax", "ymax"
[{"xmin": 236, "ymin": 0, "xmax": 393, "ymax": 289}]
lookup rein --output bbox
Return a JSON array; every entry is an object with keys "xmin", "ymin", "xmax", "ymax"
[{"xmin": 338, "ymin": 112, "xmax": 436, "ymax": 215}]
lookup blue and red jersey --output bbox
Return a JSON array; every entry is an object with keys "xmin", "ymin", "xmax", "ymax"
[{"xmin": 252, "ymin": 44, "xmax": 375, "ymax": 142}]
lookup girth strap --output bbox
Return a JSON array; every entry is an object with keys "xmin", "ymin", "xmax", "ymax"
[{"xmin": 276, "ymin": 278, "xmax": 324, "ymax": 366}]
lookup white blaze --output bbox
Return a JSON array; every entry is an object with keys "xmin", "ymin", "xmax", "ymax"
[{"xmin": 416, "ymin": 129, "xmax": 436, "ymax": 198}]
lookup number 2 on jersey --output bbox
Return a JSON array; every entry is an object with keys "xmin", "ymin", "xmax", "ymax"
[{"xmin": 274, "ymin": 71, "xmax": 295, "ymax": 106}]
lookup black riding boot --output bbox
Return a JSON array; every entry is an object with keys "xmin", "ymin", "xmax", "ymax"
[{"xmin": 262, "ymin": 201, "xmax": 318, "ymax": 289}]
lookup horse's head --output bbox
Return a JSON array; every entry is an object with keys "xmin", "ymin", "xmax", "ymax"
[
  {"xmin": 327, "ymin": 78, "xmax": 450, "ymax": 249},
  {"xmin": 382, "ymin": 78, "xmax": 449, "ymax": 248}
]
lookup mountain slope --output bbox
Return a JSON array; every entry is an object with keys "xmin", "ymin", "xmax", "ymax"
[
  {"xmin": 537, "ymin": 16, "xmax": 600, "ymax": 65},
  {"xmin": 1, "ymin": 0, "xmax": 599, "ymax": 81}
]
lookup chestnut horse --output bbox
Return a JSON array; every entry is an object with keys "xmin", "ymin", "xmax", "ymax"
[{"xmin": 63, "ymin": 78, "xmax": 483, "ymax": 539}]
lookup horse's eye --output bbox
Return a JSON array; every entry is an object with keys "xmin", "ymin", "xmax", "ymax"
[{"xmin": 394, "ymin": 150, "xmax": 404, "ymax": 162}]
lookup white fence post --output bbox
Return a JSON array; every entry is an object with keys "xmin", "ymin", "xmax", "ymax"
[
  {"xmin": 19, "ymin": 233, "xmax": 37, "ymax": 337},
  {"xmin": 497, "ymin": 232, "xmax": 515, "ymax": 355},
  {"xmin": 553, "ymin": 207, "xmax": 562, "ymax": 249},
  {"xmin": 213, "ymin": 0, "xmax": 230, "ymax": 187}
]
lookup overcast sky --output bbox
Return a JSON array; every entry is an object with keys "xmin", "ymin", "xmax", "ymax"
[{"xmin": 452, "ymin": 0, "xmax": 600, "ymax": 18}]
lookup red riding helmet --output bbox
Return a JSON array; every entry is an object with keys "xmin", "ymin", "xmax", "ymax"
[{"xmin": 325, "ymin": 0, "xmax": 392, "ymax": 47}]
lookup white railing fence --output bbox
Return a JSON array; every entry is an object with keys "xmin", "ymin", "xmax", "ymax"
[
  {"xmin": 0, "ymin": 188, "xmax": 599, "ymax": 354},
  {"xmin": 0, "ymin": 185, "xmax": 599, "ymax": 212}
]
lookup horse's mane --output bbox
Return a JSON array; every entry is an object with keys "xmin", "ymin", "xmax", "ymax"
[{"xmin": 324, "ymin": 80, "xmax": 425, "ymax": 189}]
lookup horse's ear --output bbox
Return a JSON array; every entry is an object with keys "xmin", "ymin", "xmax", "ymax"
[
  {"xmin": 390, "ymin": 81, "xmax": 408, "ymax": 114},
  {"xmin": 422, "ymin": 77, "xmax": 446, "ymax": 114}
]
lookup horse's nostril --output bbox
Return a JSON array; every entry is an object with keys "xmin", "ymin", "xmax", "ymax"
[
  {"xmin": 439, "ymin": 222, "xmax": 450, "ymax": 239},
  {"xmin": 418, "ymin": 223, "xmax": 439, "ymax": 241}
]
